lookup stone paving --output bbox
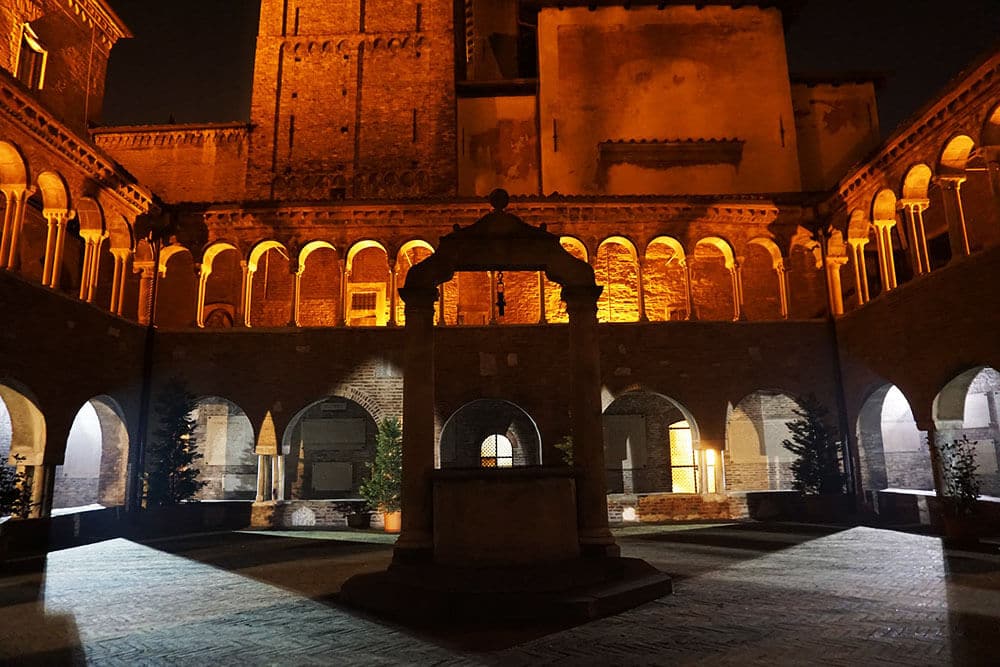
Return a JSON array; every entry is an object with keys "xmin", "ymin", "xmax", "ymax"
[{"xmin": 1, "ymin": 523, "xmax": 999, "ymax": 665}]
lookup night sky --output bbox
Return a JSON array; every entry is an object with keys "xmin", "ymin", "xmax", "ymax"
[{"xmin": 101, "ymin": 1, "xmax": 999, "ymax": 135}]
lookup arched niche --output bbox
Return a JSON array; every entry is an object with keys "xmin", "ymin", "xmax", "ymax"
[
  {"xmin": 742, "ymin": 238, "xmax": 783, "ymax": 321},
  {"xmin": 52, "ymin": 396, "xmax": 129, "ymax": 512},
  {"xmin": 725, "ymin": 390, "xmax": 804, "ymax": 491},
  {"xmin": 202, "ymin": 242, "xmax": 242, "ymax": 328},
  {"xmin": 155, "ymin": 245, "xmax": 197, "ymax": 327},
  {"xmin": 644, "ymin": 236, "xmax": 689, "ymax": 322},
  {"xmin": 346, "ymin": 239, "xmax": 389, "ymax": 326},
  {"xmin": 690, "ymin": 237, "xmax": 736, "ymax": 321},
  {"xmin": 298, "ymin": 240, "xmax": 341, "ymax": 327},
  {"xmin": 603, "ymin": 390, "xmax": 699, "ymax": 494},
  {"xmin": 191, "ymin": 396, "xmax": 256, "ymax": 500},
  {"xmin": 595, "ymin": 235, "xmax": 640, "ymax": 323},
  {"xmin": 248, "ymin": 240, "xmax": 292, "ymax": 327},
  {"xmin": 857, "ymin": 384, "xmax": 929, "ymax": 493},
  {"xmin": 439, "ymin": 399, "xmax": 541, "ymax": 468},
  {"xmin": 282, "ymin": 396, "xmax": 377, "ymax": 499}
]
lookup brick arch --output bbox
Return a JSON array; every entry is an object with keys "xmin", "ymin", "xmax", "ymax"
[
  {"xmin": 36, "ymin": 171, "xmax": 69, "ymax": 210},
  {"xmin": 742, "ymin": 237, "xmax": 784, "ymax": 320},
  {"xmin": 902, "ymin": 164, "xmax": 933, "ymax": 200},
  {"xmin": 0, "ymin": 378, "xmax": 46, "ymax": 462},
  {"xmin": 856, "ymin": 382, "xmax": 928, "ymax": 494},
  {"xmin": 53, "ymin": 394, "xmax": 129, "ymax": 510},
  {"xmin": 872, "ymin": 189, "xmax": 898, "ymax": 222},
  {"xmin": 939, "ymin": 134, "xmax": 975, "ymax": 174},
  {"xmin": 595, "ymin": 235, "xmax": 640, "ymax": 323},
  {"xmin": 0, "ymin": 140, "xmax": 28, "ymax": 188},
  {"xmin": 644, "ymin": 235, "xmax": 689, "ymax": 321},
  {"xmin": 725, "ymin": 389, "xmax": 807, "ymax": 491},
  {"xmin": 983, "ymin": 103, "xmax": 1000, "ymax": 146},
  {"xmin": 933, "ymin": 365, "xmax": 1000, "ymax": 424},
  {"xmin": 690, "ymin": 236, "xmax": 737, "ymax": 321},
  {"xmin": 438, "ymin": 398, "xmax": 541, "ymax": 468}
]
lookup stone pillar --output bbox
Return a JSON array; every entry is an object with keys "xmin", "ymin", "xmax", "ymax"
[
  {"xmin": 291, "ymin": 265, "xmax": 302, "ymax": 327},
  {"xmin": 271, "ymin": 455, "xmax": 280, "ymax": 500},
  {"xmin": 824, "ymin": 256, "xmax": 847, "ymax": 316},
  {"xmin": 234, "ymin": 261, "xmax": 248, "ymax": 326},
  {"xmin": 41, "ymin": 212, "xmax": 60, "ymax": 285},
  {"xmin": 85, "ymin": 235, "xmax": 104, "ymax": 303},
  {"xmin": 388, "ymin": 268, "xmax": 398, "ymax": 326},
  {"xmin": 729, "ymin": 262, "xmax": 744, "ymax": 321},
  {"xmin": 276, "ymin": 454, "xmax": 286, "ymax": 501},
  {"xmin": 776, "ymin": 263, "xmax": 789, "ymax": 319},
  {"xmin": 255, "ymin": 454, "xmax": 267, "ymax": 502},
  {"xmin": 537, "ymin": 271, "xmax": 547, "ymax": 323},
  {"xmin": 136, "ymin": 263, "xmax": 156, "ymax": 325},
  {"xmin": 243, "ymin": 266, "xmax": 256, "ymax": 327},
  {"xmin": 394, "ymin": 286, "xmax": 438, "ymax": 561},
  {"xmin": 899, "ymin": 199, "xmax": 930, "ymax": 275},
  {"xmin": 29, "ymin": 464, "xmax": 54, "ymax": 519},
  {"xmin": 636, "ymin": 257, "xmax": 647, "ymax": 322},
  {"xmin": 0, "ymin": 188, "xmax": 27, "ymax": 270},
  {"xmin": 564, "ymin": 284, "xmax": 618, "ymax": 557},
  {"xmin": 937, "ymin": 176, "xmax": 971, "ymax": 257},
  {"xmin": 338, "ymin": 262, "xmax": 349, "ymax": 326},
  {"xmin": 489, "ymin": 270, "xmax": 497, "ymax": 324},
  {"xmin": 196, "ymin": 266, "xmax": 210, "ymax": 327},
  {"xmin": 917, "ymin": 420, "xmax": 946, "ymax": 497},
  {"xmin": 872, "ymin": 220, "xmax": 898, "ymax": 291},
  {"xmin": 847, "ymin": 239, "xmax": 870, "ymax": 304},
  {"xmin": 683, "ymin": 260, "xmax": 694, "ymax": 320}
]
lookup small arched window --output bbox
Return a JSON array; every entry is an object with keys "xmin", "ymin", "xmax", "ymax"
[{"xmin": 480, "ymin": 434, "xmax": 513, "ymax": 468}]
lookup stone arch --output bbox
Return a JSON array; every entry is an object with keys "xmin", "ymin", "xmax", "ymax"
[
  {"xmin": 155, "ymin": 244, "xmax": 197, "ymax": 327},
  {"xmin": 0, "ymin": 379, "xmax": 45, "ymax": 463},
  {"xmin": 201, "ymin": 242, "xmax": 241, "ymax": 328},
  {"xmin": 36, "ymin": 171, "xmax": 69, "ymax": 210},
  {"xmin": 690, "ymin": 236, "xmax": 736, "ymax": 320},
  {"xmin": 396, "ymin": 239, "xmax": 434, "ymax": 325},
  {"xmin": 439, "ymin": 399, "xmax": 541, "ymax": 468},
  {"xmin": 857, "ymin": 384, "xmax": 929, "ymax": 494},
  {"xmin": 190, "ymin": 396, "xmax": 256, "ymax": 500},
  {"xmin": 594, "ymin": 235, "xmax": 640, "ymax": 323},
  {"xmin": 742, "ymin": 237, "xmax": 784, "ymax": 320},
  {"xmin": 52, "ymin": 396, "xmax": 129, "ymax": 512},
  {"xmin": 603, "ymin": 389, "xmax": 701, "ymax": 494},
  {"xmin": 643, "ymin": 236, "xmax": 689, "ymax": 321},
  {"xmin": 0, "ymin": 140, "xmax": 28, "ymax": 188},
  {"xmin": 933, "ymin": 367, "xmax": 1000, "ymax": 495},
  {"xmin": 787, "ymin": 234, "xmax": 827, "ymax": 319},
  {"xmin": 939, "ymin": 134, "xmax": 976, "ymax": 174},
  {"xmin": 247, "ymin": 240, "xmax": 292, "ymax": 327},
  {"xmin": 725, "ymin": 390, "xmax": 807, "ymax": 491},
  {"xmin": 76, "ymin": 197, "xmax": 103, "ymax": 235},
  {"xmin": 902, "ymin": 164, "xmax": 933, "ymax": 200},
  {"xmin": 346, "ymin": 239, "xmax": 390, "ymax": 326},
  {"xmin": 983, "ymin": 104, "xmax": 1000, "ymax": 146},
  {"xmin": 871, "ymin": 189, "xmax": 897, "ymax": 222},
  {"xmin": 282, "ymin": 394, "xmax": 378, "ymax": 499},
  {"xmin": 543, "ymin": 236, "xmax": 591, "ymax": 323},
  {"xmin": 298, "ymin": 240, "xmax": 341, "ymax": 327}
]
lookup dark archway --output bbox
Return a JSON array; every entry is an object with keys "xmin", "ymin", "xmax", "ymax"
[
  {"xmin": 439, "ymin": 399, "xmax": 541, "ymax": 469},
  {"xmin": 52, "ymin": 396, "xmax": 129, "ymax": 512},
  {"xmin": 856, "ymin": 385, "xmax": 930, "ymax": 494},
  {"xmin": 282, "ymin": 396, "xmax": 377, "ymax": 499}
]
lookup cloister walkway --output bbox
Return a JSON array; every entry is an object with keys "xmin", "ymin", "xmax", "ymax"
[{"xmin": 1, "ymin": 523, "xmax": 998, "ymax": 665}]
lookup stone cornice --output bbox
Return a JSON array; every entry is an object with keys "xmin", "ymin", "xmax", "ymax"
[
  {"xmin": 834, "ymin": 47, "xmax": 1000, "ymax": 200},
  {"xmin": 92, "ymin": 122, "xmax": 251, "ymax": 150},
  {"xmin": 65, "ymin": 0, "xmax": 133, "ymax": 49},
  {"xmin": 0, "ymin": 72, "xmax": 154, "ymax": 214}
]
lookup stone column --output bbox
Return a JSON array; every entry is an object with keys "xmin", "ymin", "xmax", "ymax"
[
  {"xmin": 394, "ymin": 286, "xmax": 439, "ymax": 561},
  {"xmin": 196, "ymin": 266, "xmax": 210, "ymax": 327},
  {"xmin": 776, "ymin": 263, "xmax": 789, "ymax": 319},
  {"xmin": 271, "ymin": 455, "xmax": 280, "ymax": 500},
  {"xmin": 537, "ymin": 271, "xmax": 547, "ymax": 324},
  {"xmin": 564, "ymin": 284, "xmax": 618, "ymax": 557},
  {"xmin": 276, "ymin": 455, "xmax": 286, "ymax": 501},
  {"xmin": 388, "ymin": 268, "xmax": 398, "ymax": 326},
  {"xmin": 243, "ymin": 266, "xmax": 256, "ymax": 327},
  {"xmin": 847, "ymin": 239, "xmax": 869, "ymax": 304},
  {"xmin": 872, "ymin": 220, "xmax": 898, "ymax": 291},
  {"xmin": 338, "ymin": 261, "xmax": 349, "ymax": 326},
  {"xmin": 729, "ymin": 262, "xmax": 744, "ymax": 321},
  {"xmin": 917, "ymin": 420, "xmax": 946, "ymax": 497},
  {"xmin": 41, "ymin": 211, "xmax": 60, "ymax": 285},
  {"xmin": 489, "ymin": 270, "xmax": 497, "ymax": 324},
  {"xmin": 683, "ymin": 260, "xmax": 694, "ymax": 320},
  {"xmin": 85, "ymin": 235, "xmax": 104, "ymax": 303},
  {"xmin": 29, "ymin": 464, "xmax": 55, "ymax": 519},
  {"xmin": 636, "ymin": 257, "xmax": 647, "ymax": 322},
  {"xmin": 136, "ymin": 263, "xmax": 156, "ymax": 325},
  {"xmin": 937, "ymin": 176, "xmax": 971, "ymax": 257},
  {"xmin": 824, "ymin": 256, "xmax": 847, "ymax": 316},
  {"xmin": 291, "ymin": 265, "xmax": 302, "ymax": 327},
  {"xmin": 899, "ymin": 199, "xmax": 930, "ymax": 275},
  {"xmin": 255, "ymin": 454, "xmax": 267, "ymax": 502},
  {"xmin": 0, "ymin": 188, "xmax": 27, "ymax": 270}
]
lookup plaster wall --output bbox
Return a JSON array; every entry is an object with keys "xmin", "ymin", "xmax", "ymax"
[
  {"xmin": 537, "ymin": 5, "xmax": 801, "ymax": 196},
  {"xmin": 458, "ymin": 95, "xmax": 539, "ymax": 197}
]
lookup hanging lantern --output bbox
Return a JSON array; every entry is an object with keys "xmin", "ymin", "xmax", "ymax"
[{"xmin": 496, "ymin": 271, "xmax": 506, "ymax": 318}]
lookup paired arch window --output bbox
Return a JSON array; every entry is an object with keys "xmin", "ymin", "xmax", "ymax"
[{"xmin": 480, "ymin": 434, "xmax": 513, "ymax": 468}]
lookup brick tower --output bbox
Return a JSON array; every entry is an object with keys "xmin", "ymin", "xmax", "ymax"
[{"xmin": 246, "ymin": 0, "xmax": 457, "ymax": 201}]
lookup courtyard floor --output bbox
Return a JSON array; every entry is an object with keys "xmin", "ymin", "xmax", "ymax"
[{"xmin": 1, "ymin": 522, "xmax": 999, "ymax": 665}]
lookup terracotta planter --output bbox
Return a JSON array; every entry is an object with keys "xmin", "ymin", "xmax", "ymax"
[{"xmin": 383, "ymin": 510, "xmax": 401, "ymax": 534}]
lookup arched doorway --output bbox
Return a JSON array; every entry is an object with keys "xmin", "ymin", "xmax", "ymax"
[
  {"xmin": 283, "ymin": 396, "xmax": 377, "ymax": 499},
  {"xmin": 439, "ymin": 399, "xmax": 541, "ymax": 468},
  {"xmin": 52, "ymin": 396, "xmax": 129, "ymax": 512},
  {"xmin": 934, "ymin": 367, "xmax": 1000, "ymax": 496},
  {"xmin": 190, "ymin": 397, "xmax": 256, "ymax": 500},
  {"xmin": 0, "ymin": 381, "xmax": 46, "ymax": 517},
  {"xmin": 857, "ymin": 385, "xmax": 930, "ymax": 495},
  {"xmin": 725, "ymin": 390, "xmax": 804, "ymax": 491},
  {"xmin": 603, "ymin": 391, "xmax": 699, "ymax": 494}
]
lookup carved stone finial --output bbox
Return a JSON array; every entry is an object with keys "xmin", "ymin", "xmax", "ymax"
[{"xmin": 488, "ymin": 188, "xmax": 510, "ymax": 212}]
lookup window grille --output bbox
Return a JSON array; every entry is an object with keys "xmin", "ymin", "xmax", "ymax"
[{"xmin": 480, "ymin": 434, "xmax": 513, "ymax": 468}]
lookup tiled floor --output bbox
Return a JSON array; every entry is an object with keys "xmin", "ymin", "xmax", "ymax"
[{"xmin": 1, "ymin": 523, "xmax": 998, "ymax": 665}]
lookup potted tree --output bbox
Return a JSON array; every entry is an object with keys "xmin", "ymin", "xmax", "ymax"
[
  {"xmin": 939, "ymin": 435, "xmax": 981, "ymax": 543},
  {"xmin": 359, "ymin": 417, "xmax": 402, "ymax": 533},
  {"xmin": 781, "ymin": 395, "xmax": 848, "ymax": 521}
]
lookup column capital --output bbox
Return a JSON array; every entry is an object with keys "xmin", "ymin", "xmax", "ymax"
[
  {"xmin": 871, "ymin": 218, "xmax": 897, "ymax": 231},
  {"xmin": 847, "ymin": 237, "xmax": 869, "ymax": 250},
  {"xmin": 898, "ymin": 198, "xmax": 930, "ymax": 212},
  {"xmin": 936, "ymin": 174, "xmax": 967, "ymax": 189},
  {"xmin": 825, "ymin": 254, "xmax": 848, "ymax": 267},
  {"xmin": 42, "ymin": 208, "xmax": 73, "ymax": 224}
]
